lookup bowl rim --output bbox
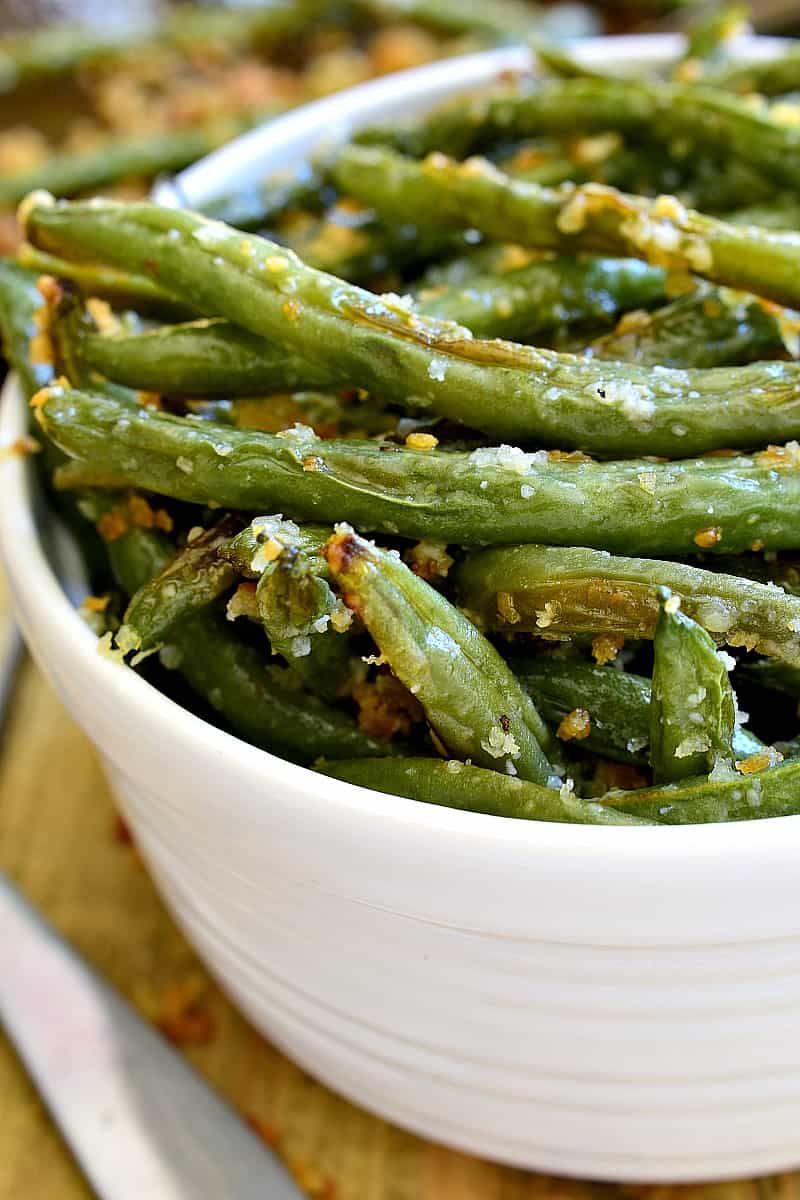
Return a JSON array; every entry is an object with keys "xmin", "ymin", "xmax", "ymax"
[{"xmin": 5, "ymin": 32, "xmax": 800, "ymax": 862}]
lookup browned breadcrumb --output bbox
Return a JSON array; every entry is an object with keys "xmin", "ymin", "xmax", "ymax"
[
  {"xmin": 405, "ymin": 540, "xmax": 454, "ymax": 581},
  {"xmin": 137, "ymin": 391, "xmax": 163, "ymax": 409},
  {"xmin": 736, "ymin": 748, "xmax": 785, "ymax": 775},
  {"xmin": 757, "ymin": 442, "xmax": 800, "ymax": 468},
  {"xmin": 592, "ymin": 633, "xmax": 625, "ymax": 665},
  {"xmin": 352, "ymin": 672, "xmax": 424, "ymax": 739},
  {"xmin": 97, "ymin": 509, "xmax": 129, "ymax": 542},
  {"xmin": 557, "ymin": 708, "xmax": 592, "ymax": 741},
  {"xmin": 0, "ymin": 435, "xmax": 40, "ymax": 460},
  {"xmin": 595, "ymin": 760, "xmax": 649, "ymax": 793},
  {"xmin": 112, "ymin": 812, "xmax": 133, "ymax": 844},
  {"xmin": 28, "ymin": 330, "xmax": 54, "ymax": 366},
  {"xmin": 405, "ymin": 431, "xmax": 438, "ymax": 450},
  {"xmin": 496, "ymin": 590, "xmax": 520, "ymax": 625},
  {"xmin": 86, "ymin": 296, "xmax": 121, "ymax": 335},
  {"xmin": 128, "ymin": 493, "xmax": 174, "ymax": 533},
  {"xmin": 547, "ymin": 448, "xmax": 593, "ymax": 464},
  {"xmin": 246, "ymin": 1115, "xmax": 282, "ymax": 1147},
  {"xmin": 226, "ymin": 581, "xmax": 259, "ymax": 623},
  {"xmin": 83, "ymin": 594, "xmax": 110, "ymax": 613},
  {"xmin": 693, "ymin": 525, "xmax": 722, "ymax": 549},
  {"xmin": 155, "ymin": 976, "xmax": 216, "ymax": 1047},
  {"xmin": 97, "ymin": 493, "xmax": 172, "ymax": 541}
]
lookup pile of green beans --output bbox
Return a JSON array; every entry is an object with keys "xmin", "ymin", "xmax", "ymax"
[{"xmin": 9, "ymin": 25, "xmax": 800, "ymax": 828}]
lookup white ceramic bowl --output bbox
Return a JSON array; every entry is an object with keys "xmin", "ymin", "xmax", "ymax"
[{"xmin": 4, "ymin": 34, "xmax": 800, "ymax": 1184}]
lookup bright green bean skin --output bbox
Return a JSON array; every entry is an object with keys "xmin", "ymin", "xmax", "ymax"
[
  {"xmin": 324, "ymin": 526, "xmax": 555, "ymax": 782},
  {"xmin": 511, "ymin": 655, "xmax": 762, "ymax": 765},
  {"xmin": 333, "ymin": 146, "xmax": 800, "ymax": 309},
  {"xmin": 650, "ymin": 598, "xmax": 736, "ymax": 782},
  {"xmin": 741, "ymin": 659, "xmax": 800, "ymax": 698},
  {"xmin": 705, "ymin": 48, "xmax": 800, "ymax": 96},
  {"xmin": 677, "ymin": 3, "xmax": 747, "ymax": 68},
  {"xmin": 23, "ymin": 195, "xmax": 800, "ymax": 456},
  {"xmin": 39, "ymin": 386, "xmax": 800, "ymax": 557},
  {"xmin": 727, "ymin": 196, "xmax": 800, "ymax": 232},
  {"xmin": 356, "ymin": 77, "xmax": 800, "ymax": 189},
  {"xmin": 322, "ymin": 757, "xmax": 658, "ymax": 825},
  {"xmin": 224, "ymin": 516, "xmax": 353, "ymax": 702},
  {"xmin": 354, "ymin": 0, "xmax": 542, "ymax": 39},
  {"xmin": 0, "ymin": 128, "xmax": 239, "ymax": 209},
  {"xmin": 416, "ymin": 256, "xmax": 667, "ymax": 341},
  {"xmin": 581, "ymin": 287, "xmax": 789, "ymax": 368},
  {"xmin": 77, "ymin": 317, "xmax": 334, "ymax": 396},
  {"xmin": 601, "ymin": 756, "xmax": 800, "ymax": 823},
  {"xmin": 105, "ymin": 523, "xmax": 394, "ymax": 764},
  {"xmin": 16, "ymin": 243, "xmax": 190, "ymax": 317},
  {"xmin": 119, "ymin": 516, "xmax": 242, "ymax": 654},
  {"xmin": 456, "ymin": 545, "xmax": 800, "ymax": 663},
  {"xmin": 0, "ymin": 261, "xmax": 52, "ymax": 400}
]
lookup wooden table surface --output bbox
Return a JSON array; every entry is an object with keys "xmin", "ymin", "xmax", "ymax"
[{"xmin": 1, "ymin": 598, "xmax": 799, "ymax": 1198}]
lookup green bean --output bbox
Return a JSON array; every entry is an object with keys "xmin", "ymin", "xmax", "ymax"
[
  {"xmin": 726, "ymin": 195, "xmax": 800, "ymax": 231},
  {"xmin": 16, "ymin": 243, "xmax": 189, "ymax": 317},
  {"xmin": 509, "ymin": 655, "xmax": 763, "ymax": 765},
  {"xmin": 333, "ymin": 146, "xmax": 800, "ymax": 308},
  {"xmin": 354, "ymin": 0, "xmax": 543, "ymax": 39},
  {"xmin": 704, "ymin": 47, "xmax": 800, "ymax": 95},
  {"xmin": 650, "ymin": 593, "xmax": 737, "ymax": 782},
  {"xmin": 224, "ymin": 516, "xmax": 354, "ymax": 701},
  {"xmin": 0, "ymin": 127, "xmax": 257, "ymax": 210},
  {"xmin": 0, "ymin": 261, "xmax": 52, "ymax": 400},
  {"xmin": 675, "ymin": 3, "xmax": 748, "ymax": 72},
  {"xmin": 580, "ymin": 287, "xmax": 790, "ymax": 368},
  {"xmin": 72, "ymin": 316, "xmax": 335, "ymax": 397},
  {"xmin": 415, "ymin": 256, "xmax": 667, "ymax": 341},
  {"xmin": 322, "ymin": 757, "xmax": 658, "ymax": 825},
  {"xmin": 739, "ymin": 658, "xmax": 800, "ymax": 699},
  {"xmin": 600, "ymin": 754, "xmax": 800, "ymax": 823},
  {"xmin": 355, "ymin": 77, "xmax": 800, "ymax": 190},
  {"xmin": 38, "ymin": 385, "xmax": 800, "ymax": 556},
  {"xmin": 22, "ymin": 194, "xmax": 800, "ymax": 456},
  {"xmin": 456, "ymin": 544, "xmax": 800, "ymax": 663},
  {"xmin": 323, "ymin": 525, "xmax": 555, "ymax": 782},
  {"xmin": 104, "ymin": 521, "xmax": 395, "ymax": 764},
  {"xmin": 45, "ymin": 281, "xmax": 137, "ymax": 405},
  {"xmin": 118, "ymin": 515, "xmax": 243, "ymax": 656}
]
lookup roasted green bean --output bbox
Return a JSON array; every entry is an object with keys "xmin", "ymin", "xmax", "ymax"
[
  {"xmin": 355, "ymin": 77, "xmax": 800, "ymax": 189},
  {"xmin": 21, "ymin": 194, "xmax": 800, "ymax": 455},
  {"xmin": 225, "ymin": 516, "xmax": 354, "ymax": 701},
  {"xmin": 333, "ymin": 146, "xmax": 800, "ymax": 308},
  {"xmin": 323, "ymin": 525, "xmax": 555, "ymax": 781},
  {"xmin": 600, "ymin": 753, "xmax": 798, "ymax": 823},
  {"xmin": 510, "ymin": 654, "xmax": 762, "ymax": 765},
  {"xmin": 456, "ymin": 544, "xmax": 800, "ymax": 662},
  {"xmin": 118, "ymin": 515, "xmax": 243, "ymax": 656},
  {"xmin": 650, "ymin": 593, "xmax": 737, "ymax": 782},
  {"xmin": 104, "ymin": 521, "xmax": 395, "ymax": 763},
  {"xmin": 322, "ymin": 757, "xmax": 658, "ymax": 825},
  {"xmin": 579, "ymin": 287, "xmax": 791, "ymax": 368},
  {"xmin": 37, "ymin": 386, "xmax": 800, "ymax": 556}
]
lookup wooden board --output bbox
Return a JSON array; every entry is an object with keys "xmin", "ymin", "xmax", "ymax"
[{"xmin": 2, "ymin": 655, "xmax": 800, "ymax": 1200}]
